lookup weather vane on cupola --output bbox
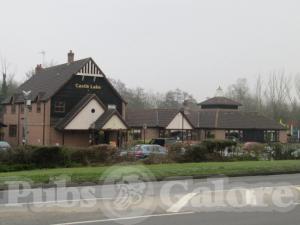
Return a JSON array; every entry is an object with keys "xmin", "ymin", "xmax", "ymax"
[{"xmin": 215, "ymin": 86, "xmax": 224, "ymax": 97}]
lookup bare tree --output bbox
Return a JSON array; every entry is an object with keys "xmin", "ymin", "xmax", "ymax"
[
  {"xmin": 226, "ymin": 78, "xmax": 256, "ymax": 111},
  {"xmin": 0, "ymin": 57, "xmax": 19, "ymax": 110},
  {"xmin": 254, "ymin": 75, "xmax": 264, "ymax": 113},
  {"xmin": 0, "ymin": 57, "xmax": 9, "ymax": 97},
  {"xmin": 294, "ymin": 73, "xmax": 300, "ymax": 101},
  {"xmin": 264, "ymin": 70, "xmax": 291, "ymax": 120}
]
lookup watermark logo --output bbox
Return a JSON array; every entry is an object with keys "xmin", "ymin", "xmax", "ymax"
[
  {"xmin": 160, "ymin": 178, "xmax": 299, "ymax": 213},
  {"xmin": 99, "ymin": 165, "xmax": 156, "ymax": 224},
  {"xmin": 0, "ymin": 173, "xmax": 299, "ymax": 224}
]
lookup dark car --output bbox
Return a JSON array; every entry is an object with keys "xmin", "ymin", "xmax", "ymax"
[{"xmin": 149, "ymin": 138, "xmax": 178, "ymax": 147}]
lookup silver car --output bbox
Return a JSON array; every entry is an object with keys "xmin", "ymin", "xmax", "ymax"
[
  {"xmin": 0, "ymin": 141, "xmax": 11, "ymax": 151},
  {"xmin": 134, "ymin": 144, "xmax": 167, "ymax": 159}
]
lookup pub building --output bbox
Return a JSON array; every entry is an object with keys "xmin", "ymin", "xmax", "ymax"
[
  {"xmin": 2, "ymin": 51, "xmax": 128, "ymax": 147},
  {"xmin": 1, "ymin": 51, "xmax": 287, "ymax": 147},
  {"xmin": 126, "ymin": 96, "xmax": 287, "ymax": 143}
]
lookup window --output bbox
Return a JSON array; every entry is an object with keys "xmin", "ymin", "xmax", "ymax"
[
  {"xmin": 54, "ymin": 101, "xmax": 65, "ymax": 113},
  {"xmin": 9, "ymin": 125, "xmax": 17, "ymax": 137},
  {"xmin": 132, "ymin": 129, "xmax": 142, "ymax": 140},
  {"xmin": 264, "ymin": 130, "xmax": 278, "ymax": 142},
  {"xmin": 11, "ymin": 104, "xmax": 16, "ymax": 114},
  {"xmin": 36, "ymin": 102, "xmax": 41, "ymax": 113},
  {"xmin": 28, "ymin": 105, "xmax": 32, "ymax": 112}
]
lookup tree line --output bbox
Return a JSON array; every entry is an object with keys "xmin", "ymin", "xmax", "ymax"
[
  {"xmin": 1, "ymin": 57, "xmax": 300, "ymax": 123},
  {"xmin": 226, "ymin": 72, "xmax": 300, "ymax": 123}
]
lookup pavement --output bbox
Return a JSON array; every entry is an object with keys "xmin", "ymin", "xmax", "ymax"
[{"xmin": 0, "ymin": 173, "xmax": 300, "ymax": 225}]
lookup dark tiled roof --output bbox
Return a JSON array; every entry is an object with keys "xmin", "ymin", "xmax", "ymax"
[
  {"xmin": 3, "ymin": 58, "xmax": 90, "ymax": 104},
  {"xmin": 126, "ymin": 108, "xmax": 178, "ymax": 128},
  {"xmin": 94, "ymin": 109, "xmax": 128, "ymax": 129},
  {"xmin": 186, "ymin": 110, "xmax": 217, "ymax": 128},
  {"xmin": 126, "ymin": 108, "xmax": 194, "ymax": 128},
  {"xmin": 55, "ymin": 94, "xmax": 106, "ymax": 130},
  {"xmin": 186, "ymin": 109, "xmax": 285, "ymax": 130},
  {"xmin": 199, "ymin": 97, "xmax": 242, "ymax": 106}
]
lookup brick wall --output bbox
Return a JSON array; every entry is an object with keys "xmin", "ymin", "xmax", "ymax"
[
  {"xmin": 3, "ymin": 101, "xmax": 51, "ymax": 146},
  {"xmin": 279, "ymin": 130, "xmax": 287, "ymax": 143},
  {"xmin": 142, "ymin": 128, "xmax": 160, "ymax": 140},
  {"xmin": 3, "ymin": 104, "xmax": 19, "ymax": 146},
  {"xmin": 63, "ymin": 131, "xmax": 90, "ymax": 147},
  {"xmin": 212, "ymin": 129, "xmax": 226, "ymax": 140}
]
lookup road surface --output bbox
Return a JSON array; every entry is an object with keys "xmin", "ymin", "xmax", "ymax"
[{"xmin": 0, "ymin": 173, "xmax": 300, "ymax": 225}]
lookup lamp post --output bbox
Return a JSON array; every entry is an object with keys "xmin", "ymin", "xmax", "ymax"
[
  {"xmin": 22, "ymin": 90, "xmax": 31, "ymax": 145},
  {"xmin": 143, "ymin": 123, "xmax": 147, "ymax": 144}
]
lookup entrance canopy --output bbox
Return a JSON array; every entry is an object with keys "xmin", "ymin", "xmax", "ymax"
[{"xmin": 56, "ymin": 94, "xmax": 128, "ymax": 131}]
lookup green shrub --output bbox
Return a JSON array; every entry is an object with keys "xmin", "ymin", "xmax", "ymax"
[
  {"xmin": 202, "ymin": 139, "xmax": 237, "ymax": 151},
  {"xmin": 31, "ymin": 146, "xmax": 70, "ymax": 168},
  {"xmin": 184, "ymin": 144, "xmax": 209, "ymax": 162},
  {"xmin": 70, "ymin": 147, "xmax": 96, "ymax": 165},
  {"xmin": 88, "ymin": 144, "xmax": 117, "ymax": 163},
  {"xmin": 0, "ymin": 164, "xmax": 36, "ymax": 172},
  {"xmin": 0, "ymin": 150, "xmax": 7, "ymax": 162},
  {"xmin": 269, "ymin": 143, "xmax": 295, "ymax": 160},
  {"xmin": 70, "ymin": 144, "xmax": 117, "ymax": 165},
  {"xmin": 225, "ymin": 155, "xmax": 259, "ymax": 162},
  {"xmin": 6, "ymin": 145, "xmax": 36, "ymax": 164},
  {"xmin": 143, "ymin": 154, "xmax": 172, "ymax": 164},
  {"xmin": 168, "ymin": 143, "xmax": 190, "ymax": 162}
]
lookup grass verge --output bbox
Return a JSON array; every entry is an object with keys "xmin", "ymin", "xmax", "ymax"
[{"xmin": 0, "ymin": 160, "xmax": 300, "ymax": 187}]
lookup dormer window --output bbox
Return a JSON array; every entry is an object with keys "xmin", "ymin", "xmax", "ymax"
[
  {"xmin": 54, "ymin": 101, "xmax": 65, "ymax": 113},
  {"xmin": 108, "ymin": 104, "xmax": 116, "ymax": 110}
]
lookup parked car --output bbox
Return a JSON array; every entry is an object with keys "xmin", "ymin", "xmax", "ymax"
[
  {"xmin": 291, "ymin": 149, "xmax": 300, "ymax": 158},
  {"xmin": 119, "ymin": 147, "xmax": 136, "ymax": 157},
  {"xmin": 149, "ymin": 138, "xmax": 178, "ymax": 148},
  {"xmin": 134, "ymin": 144, "xmax": 167, "ymax": 159},
  {"xmin": 0, "ymin": 141, "xmax": 11, "ymax": 151}
]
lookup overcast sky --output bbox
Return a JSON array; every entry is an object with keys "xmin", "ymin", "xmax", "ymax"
[{"xmin": 1, "ymin": 0, "xmax": 300, "ymax": 101}]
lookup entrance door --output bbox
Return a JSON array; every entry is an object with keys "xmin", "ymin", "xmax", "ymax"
[{"xmin": 104, "ymin": 131, "xmax": 110, "ymax": 144}]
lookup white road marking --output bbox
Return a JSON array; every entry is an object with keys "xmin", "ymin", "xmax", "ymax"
[
  {"xmin": 50, "ymin": 211, "xmax": 195, "ymax": 225},
  {"xmin": 167, "ymin": 192, "xmax": 197, "ymax": 213},
  {"xmin": 1, "ymin": 197, "xmax": 114, "ymax": 207},
  {"xmin": 295, "ymin": 186, "xmax": 300, "ymax": 192}
]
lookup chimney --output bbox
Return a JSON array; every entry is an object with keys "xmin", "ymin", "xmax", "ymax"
[
  {"xmin": 35, "ymin": 64, "xmax": 43, "ymax": 74},
  {"xmin": 68, "ymin": 50, "xmax": 74, "ymax": 63}
]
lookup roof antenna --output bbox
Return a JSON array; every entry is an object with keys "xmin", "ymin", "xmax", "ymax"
[{"xmin": 39, "ymin": 50, "xmax": 46, "ymax": 67}]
